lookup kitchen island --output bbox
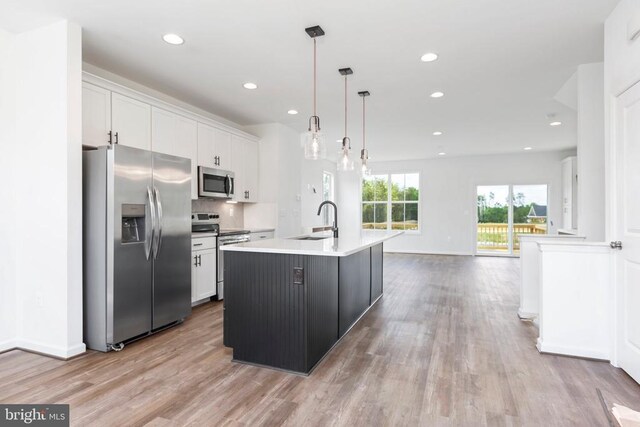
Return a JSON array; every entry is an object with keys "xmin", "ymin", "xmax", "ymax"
[{"xmin": 221, "ymin": 230, "xmax": 402, "ymax": 374}]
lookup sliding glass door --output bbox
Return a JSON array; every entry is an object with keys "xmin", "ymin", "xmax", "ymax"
[
  {"xmin": 476, "ymin": 184, "xmax": 548, "ymax": 255},
  {"xmin": 477, "ymin": 185, "xmax": 511, "ymax": 253}
]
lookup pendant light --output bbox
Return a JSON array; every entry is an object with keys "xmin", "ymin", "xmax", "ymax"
[
  {"xmin": 302, "ymin": 26, "xmax": 326, "ymax": 160},
  {"xmin": 359, "ymin": 90, "xmax": 371, "ymax": 175},
  {"xmin": 337, "ymin": 68, "xmax": 354, "ymax": 171}
]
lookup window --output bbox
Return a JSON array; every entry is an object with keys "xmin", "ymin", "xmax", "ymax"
[
  {"xmin": 362, "ymin": 173, "xmax": 420, "ymax": 231},
  {"xmin": 322, "ymin": 171, "xmax": 334, "ymax": 226}
]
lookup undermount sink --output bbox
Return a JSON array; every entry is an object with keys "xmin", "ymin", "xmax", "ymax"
[{"xmin": 291, "ymin": 236, "xmax": 332, "ymax": 241}]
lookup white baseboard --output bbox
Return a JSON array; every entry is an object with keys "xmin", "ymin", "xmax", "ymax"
[
  {"xmin": 384, "ymin": 249, "xmax": 473, "ymax": 256},
  {"xmin": 536, "ymin": 338, "xmax": 609, "ymax": 361},
  {"xmin": 0, "ymin": 339, "xmax": 17, "ymax": 353},
  {"xmin": 15, "ymin": 340, "xmax": 86, "ymax": 359},
  {"xmin": 517, "ymin": 309, "xmax": 538, "ymax": 320}
]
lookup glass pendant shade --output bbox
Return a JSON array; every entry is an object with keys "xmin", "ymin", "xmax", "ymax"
[
  {"xmin": 337, "ymin": 138, "xmax": 354, "ymax": 171},
  {"xmin": 360, "ymin": 148, "xmax": 371, "ymax": 176},
  {"xmin": 303, "ymin": 129, "xmax": 326, "ymax": 160},
  {"xmin": 358, "ymin": 90, "xmax": 371, "ymax": 176}
]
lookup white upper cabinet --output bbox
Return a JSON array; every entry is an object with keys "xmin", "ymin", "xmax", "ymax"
[
  {"xmin": 152, "ymin": 107, "xmax": 198, "ymax": 199},
  {"xmin": 230, "ymin": 135, "xmax": 259, "ymax": 202},
  {"xmin": 197, "ymin": 124, "xmax": 232, "ymax": 170},
  {"xmin": 82, "ymin": 74, "xmax": 258, "ymax": 202},
  {"xmin": 214, "ymin": 128, "xmax": 232, "ymax": 170},
  {"xmin": 197, "ymin": 123, "xmax": 216, "ymax": 169},
  {"xmin": 82, "ymin": 82, "xmax": 111, "ymax": 148},
  {"xmin": 111, "ymin": 92, "xmax": 151, "ymax": 151},
  {"xmin": 231, "ymin": 135, "xmax": 246, "ymax": 201},
  {"xmin": 245, "ymin": 141, "xmax": 259, "ymax": 202}
]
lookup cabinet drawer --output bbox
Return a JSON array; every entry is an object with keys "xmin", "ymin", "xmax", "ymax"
[
  {"xmin": 192, "ymin": 237, "xmax": 216, "ymax": 250},
  {"xmin": 251, "ymin": 231, "xmax": 274, "ymax": 241}
]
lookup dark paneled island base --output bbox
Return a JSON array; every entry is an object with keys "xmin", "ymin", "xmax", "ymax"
[{"xmin": 223, "ymin": 243, "xmax": 384, "ymax": 374}]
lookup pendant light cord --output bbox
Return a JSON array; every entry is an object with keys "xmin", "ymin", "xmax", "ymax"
[
  {"xmin": 344, "ymin": 75, "xmax": 348, "ymax": 147},
  {"xmin": 313, "ymin": 38, "xmax": 317, "ymax": 119},
  {"xmin": 362, "ymin": 95, "xmax": 366, "ymax": 150}
]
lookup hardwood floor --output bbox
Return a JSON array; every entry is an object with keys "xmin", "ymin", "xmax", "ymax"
[{"xmin": 1, "ymin": 254, "xmax": 639, "ymax": 426}]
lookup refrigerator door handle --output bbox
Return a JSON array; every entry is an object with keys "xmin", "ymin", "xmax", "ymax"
[
  {"xmin": 145, "ymin": 186, "xmax": 156, "ymax": 260},
  {"xmin": 153, "ymin": 186, "xmax": 163, "ymax": 259}
]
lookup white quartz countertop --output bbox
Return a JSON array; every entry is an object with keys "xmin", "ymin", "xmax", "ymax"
[{"xmin": 220, "ymin": 230, "xmax": 403, "ymax": 257}]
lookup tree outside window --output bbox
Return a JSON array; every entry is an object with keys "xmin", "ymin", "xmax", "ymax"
[{"xmin": 362, "ymin": 173, "xmax": 420, "ymax": 231}]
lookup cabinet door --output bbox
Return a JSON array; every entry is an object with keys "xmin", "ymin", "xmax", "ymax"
[
  {"xmin": 231, "ymin": 135, "xmax": 246, "ymax": 201},
  {"xmin": 152, "ymin": 107, "xmax": 198, "ymax": 199},
  {"xmin": 82, "ymin": 82, "xmax": 111, "ymax": 147},
  {"xmin": 245, "ymin": 141, "xmax": 259, "ymax": 202},
  {"xmin": 195, "ymin": 249, "xmax": 217, "ymax": 300},
  {"xmin": 176, "ymin": 116, "xmax": 198, "ymax": 200},
  {"xmin": 197, "ymin": 123, "xmax": 216, "ymax": 169},
  {"xmin": 191, "ymin": 252, "xmax": 199, "ymax": 303},
  {"xmin": 151, "ymin": 107, "xmax": 176, "ymax": 155},
  {"xmin": 111, "ymin": 92, "xmax": 151, "ymax": 150},
  {"xmin": 215, "ymin": 129, "xmax": 232, "ymax": 170}
]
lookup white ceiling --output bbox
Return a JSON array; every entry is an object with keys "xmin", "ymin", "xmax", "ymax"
[{"xmin": 1, "ymin": 0, "xmax": 618, "ymax": 161}]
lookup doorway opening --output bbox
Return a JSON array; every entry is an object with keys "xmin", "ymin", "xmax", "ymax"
[{"xmin": 476, "ymin": 184, "xmax": 548, "ymax": 255}]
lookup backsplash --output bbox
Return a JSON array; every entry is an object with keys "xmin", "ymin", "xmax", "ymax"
[{"xmin": 191, "ymin": 199, "xmax": 244, "ymax": 229}]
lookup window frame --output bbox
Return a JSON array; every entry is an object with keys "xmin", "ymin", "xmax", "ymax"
[{"xmin": 361, "ymin": 172, "xmax": 421, "ymax": 234}]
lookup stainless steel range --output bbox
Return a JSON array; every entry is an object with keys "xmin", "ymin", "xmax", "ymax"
[{"xmin": 191, "ymin": 213, "xmax": 250, "ymax": 300}]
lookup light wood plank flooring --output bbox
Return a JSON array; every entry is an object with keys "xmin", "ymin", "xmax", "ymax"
[{"xmin": 1, "ymin": 254, "xmax": 639, "ymax": 426}]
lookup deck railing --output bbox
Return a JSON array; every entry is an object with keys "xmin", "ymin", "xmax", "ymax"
[{"xmin": 477, "ymin": 223, "xmax": 546, "ymax": 251}]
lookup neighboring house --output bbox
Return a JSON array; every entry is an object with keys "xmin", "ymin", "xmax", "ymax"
[{"xmin": 527, "ymin": 204, "xmax": 547, "ymax": 223}]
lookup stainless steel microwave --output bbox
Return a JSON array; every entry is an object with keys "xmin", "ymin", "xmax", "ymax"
[{"xmin": 198, "ymin": 166, "xmax": 235, "ymax": 199}]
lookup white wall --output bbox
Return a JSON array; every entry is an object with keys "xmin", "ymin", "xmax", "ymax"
[
  {"xmin": 244, "ymin": 123, "xmax": 303, "ymax": 237},
  {"xmin": 336, "ymin": 169, "xmax": 364, "ymax": 240},
  {"xmin": 0, "ymin": 28, "xmax": 17, "ymax": 351},
  {"xmin": 301, "ymin": 158, "xmax": 336, "ymax": 231},
  {"xmin": 356, "ymin": 150, "xmax": 575, "ymax": 255},
  {"xmin": 576, "ymin": 63, "xmax": 605, "ymax": 241},
  {"xmin": 1, "ymin": 21, "xmax": 85, "ymax": 358}
]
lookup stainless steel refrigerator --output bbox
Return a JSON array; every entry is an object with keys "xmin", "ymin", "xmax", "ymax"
[{"xmin": 83, "ymin": 145, "xmax": 191, "ymax": 352}]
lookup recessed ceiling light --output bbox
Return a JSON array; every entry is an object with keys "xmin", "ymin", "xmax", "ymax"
[
  {"xmin": 524, "ymin": 147, "xmax": 533, "ymax": 151},
  {"xmin": 438, "ymin": 152, "xmax": 446, "ymax": 156},
  {"xmin": 243, "ymin": 82, "xmax": 258, "ymax": 90},
  {"xmin": 287, "ymin": 109, "xmax": 298, "ymax": 115},
  {"xmin": 162, "ymin": 33, "xmax": 184, "ymax": 45},
  {"xmin": 336, "ymin": 139, "xmax": 342, "ymax": 143},
  {"xmin": 430, "ymin": 91, "xmax": 444, "ymax": 98},
  {"xmin": 421, "ymin": 52, "xmax": 439, "ymax": 62},
  {"xmin": 549, "ymin": 121, "xmax": 562, "ymax": 126},
  {"xmin": 433, "ymin": 131, "xmax": 443, "ymax": 136}
]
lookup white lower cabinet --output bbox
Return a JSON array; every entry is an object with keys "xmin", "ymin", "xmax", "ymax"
[{"xmin": 191, "ymin": 237, "xmax": 217, "ymax": 303}]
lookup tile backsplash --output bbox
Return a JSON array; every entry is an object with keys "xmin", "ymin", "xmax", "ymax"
[{"xmin": 191, "ymin": 199, "xmax": 244, "ymax": 229}]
